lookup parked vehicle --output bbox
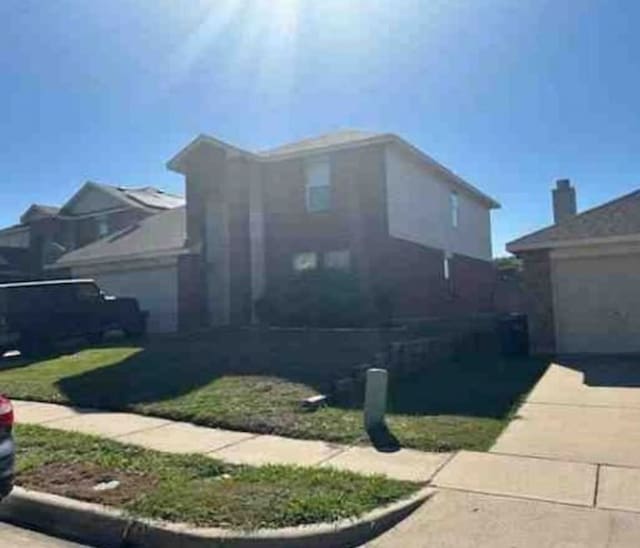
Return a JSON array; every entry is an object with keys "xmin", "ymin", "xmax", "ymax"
[
  {"xmin": 0, "ymin": 279, "xmax": 148, "ymax": 357},
  {"xmin": 0, "ymin": 396, "xmax": 14, "ymax": 500}
]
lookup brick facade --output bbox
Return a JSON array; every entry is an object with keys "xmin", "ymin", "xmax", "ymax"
[
  {"xmin": 177, "ymin": 252, "xmax": 208, "ymax": 331},
  {"xmin": 259, "ymin": 144, "xmax": 494, "ymax": 321},
  {"xmin": 262, "ymin": 144, "xmax": 387, "ymax": 300},
  {"xmin": 520, "ymin": 249, "xmax": 556, "ymax": 354},
  {"xmin": 372, "ymin": 238, "xmax": 495, "ymax": 319},
  {"xmin": 174, "ymin": 137, "xmax": 497, "ymax": 329}
]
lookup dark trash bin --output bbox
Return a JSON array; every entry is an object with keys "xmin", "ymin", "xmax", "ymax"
[{"xmin": 497, "ymin": 314, "xmax": 529, "ymax": 356}]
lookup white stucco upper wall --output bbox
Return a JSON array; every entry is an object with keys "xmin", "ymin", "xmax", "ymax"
[{"xmin": 385, "ymin": 144, "xmax": 492, "ymax": 261}]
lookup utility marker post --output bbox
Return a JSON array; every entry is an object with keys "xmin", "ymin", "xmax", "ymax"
[{"xmin": 364, "ymin": 368, "xmax": 388, "ymax": 432}]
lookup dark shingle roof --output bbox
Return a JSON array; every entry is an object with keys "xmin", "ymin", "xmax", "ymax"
[
  {"xmin": 100, "ymin": 184, "xmax": 185, "ymax": 210},
  {"xmin": 55, "ymin": 206, "xmax": 186, "ymax": 266},
  {"xmin": 260, "ymin": 130, "xmax": 384, "ymax": 157},
  {"xmin": 32, "ymin": 204, "xmax": 60, "ymax": 215},
  {"xmin": 508, "ymin": 189, "xmax": 640, "ymax": 251}
]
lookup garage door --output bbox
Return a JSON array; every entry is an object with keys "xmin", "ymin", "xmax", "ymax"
[
  {"xmin": 76, "ymin": 265, "xmax": 178, "ymax": 333},
  {"xmin": 553, "ymin": 253, "xmax": 640, "ymax": 353}
]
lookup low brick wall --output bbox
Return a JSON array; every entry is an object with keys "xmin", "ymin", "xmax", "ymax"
[
  {"xmin": 166, "ymin": 326, "xmax": 415, "ymax": 387},
  {"xmin": 330, "ymin": 323, "xmax": 501, "ymax": 405},
  {"xmin": 170, "ymin": 322, "xmax": 500, "ymax": 406}
]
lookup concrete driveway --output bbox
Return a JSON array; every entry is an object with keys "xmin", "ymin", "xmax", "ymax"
[
  {"xmin": 369, "ymin": 357, "xmax": 640, "ymax": 547},
  {"xmin": 492, "ymin": 357, "xmax": 640, "ymax": 466}
]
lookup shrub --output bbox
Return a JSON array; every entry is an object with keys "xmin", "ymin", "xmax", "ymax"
[{"xmin": 255, "ymin": 269, "xmax": 377, "ymax": 327}]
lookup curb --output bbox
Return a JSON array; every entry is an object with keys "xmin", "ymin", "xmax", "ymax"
[{"xmin": 0, "ymin": 485, "xmax": 435, "ymax": 548}]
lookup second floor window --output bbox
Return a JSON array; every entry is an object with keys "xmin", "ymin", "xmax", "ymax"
[
  {"xmin": 96, "ymin": 215, "xmax": 109, "ymax": 237},
  {"xmin": 450, "ymin": 191, "xmax": 459, "ymax": 228},
  {"xmin": 324, "ymin": 249, "xmax": 351, "ymax": 271},
  {"xmin": 305, "ymin": 159, "xmax": 331, "ymax": 212}
]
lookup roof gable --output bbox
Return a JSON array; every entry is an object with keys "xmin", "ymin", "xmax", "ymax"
[
  {"xmin": 508, "ymin": 189, "xmax": 640, "ymax": 252},
  {"xmin": 167, "ymin": 130, "xmax": 500, "ymax": 208},
  {"xmin": 60, "ymin": 182, "xmax": 131, "ymax": 215},
  {"xmin": 20, "ymin": 204, "xmax": 60, "ymax": 224},
  {"xmin": 60, "ymin": 182, "xmax": 184, "ymax": 216}
]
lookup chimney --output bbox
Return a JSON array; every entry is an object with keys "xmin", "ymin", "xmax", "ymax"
[{"xmin": 552, "ymin": 179, "xmax": 577, "ymax": 224}]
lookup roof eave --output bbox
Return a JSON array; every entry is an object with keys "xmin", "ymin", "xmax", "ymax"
[
  {"xmin": 259, "ymin": 134, "xmax": 393, "ymax": 162},
  {"xmin": 508, "ymin": 232, "xmax": 640, "ymax": 254},
  {"xmin": 50, "ymin": 246, "xmax": 188, "ymax": 269},
  {"xmin": 167, "ymin": 132, "xmax": 501, "ymax": 209},
  {"xmin": 167, "ymin": 134, "xmax": 257, "ymax": 174}
]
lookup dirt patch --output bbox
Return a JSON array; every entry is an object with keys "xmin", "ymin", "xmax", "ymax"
[{"xmin": 17, "ymin": 461, "xmax": 158, "ymax": 506}]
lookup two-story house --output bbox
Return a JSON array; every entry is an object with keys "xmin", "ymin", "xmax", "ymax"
[
  {"xmin": 55, "ymin": 131, "xmax": 499, "ymax": 332},
  {"xmin": 0, "ymin": 182, "xmax": 184, "ymax": 281}
]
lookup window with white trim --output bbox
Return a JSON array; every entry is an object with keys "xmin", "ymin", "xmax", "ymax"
[
  {"xmin": 293, "ymin": 252, "xmax": 318, "ymax": 272},
  {"xmin": 324, "ymin": 249, "xmax": 350, "ymax": 271},
  {"xmin": 96, "ymin": 215, "xmax": 109, "ymax": 237},
  {"xmin": 305, "ymin": 159, "xmax": 331, "ymax": 212},
  {"xmin": 450, "ymin": 191, "xmax": 459, "ymax": 228},
  {"xmin": 444, "ymin": 251, "xmax": 453, "ymax": 280}
]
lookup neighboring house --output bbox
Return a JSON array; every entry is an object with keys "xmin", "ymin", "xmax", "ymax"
[
  {"xmin": 54, "ymin": 207, "xmax": 186, "ymax": 333},
  {"xmin": 0, "ymin": 247, "xmax": 30, "ymax": 282},
  {"xmin": 508, "ymin": 180, "xmax": 640, "ymax": 354},
  {"xmin": 0, "ymin": 182, "xmax": 184, "ymax": 279}
]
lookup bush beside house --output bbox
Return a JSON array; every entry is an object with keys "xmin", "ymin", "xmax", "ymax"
[{"xmin": 255, "ymin": 270, "xmax": 386, "ymax": 327}]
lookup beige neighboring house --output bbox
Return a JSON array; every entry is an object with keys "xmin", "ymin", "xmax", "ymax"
[
  {"xmin": 0, "ymin": 181, "xmax": 184, "ymax": 330},
  {"xmin": 53, "ymin": 207, "xmax": 186, "ymax": 333},
  {"xmin": 0, "ymin": 182, "xmax": 184, "ymax": 278},
  {"xmin": 508, "ymin": 180, "xmax": 640, "ymax": 354}
]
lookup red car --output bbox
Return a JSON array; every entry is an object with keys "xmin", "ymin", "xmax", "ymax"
[{"xmin": 0, "ymin": 395, "xmax": 14, "ymax": 499}]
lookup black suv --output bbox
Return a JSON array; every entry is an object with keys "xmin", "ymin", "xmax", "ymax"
[{"xmin": 0, "ymin": 279, "xmax": 147, "ymax": 357}]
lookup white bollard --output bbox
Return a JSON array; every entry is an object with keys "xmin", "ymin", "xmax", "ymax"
[{"xmin": 364, "ymin": 368, "xmax": 388, "ymax": 431}]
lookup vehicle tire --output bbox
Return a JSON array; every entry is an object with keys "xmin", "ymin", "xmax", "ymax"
[
  {"xmin": 124, "ymin": 326, "xmax": 146, "ymax": 340},
  {"xmin": 123, "ymin": 316, "xmax": 147, "ymax": 340},
  {"xmin": 86, "ymin": 332, "xmax": 103, "ymax": 345}
]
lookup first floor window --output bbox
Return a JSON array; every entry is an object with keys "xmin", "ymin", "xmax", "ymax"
[
  {"xmin": 324, "ymin": 249, "xmax": 351, "ymax": 270},
  {"xmin": 293, "ymin": 252, "xmax": 318, "ymax": 272}
]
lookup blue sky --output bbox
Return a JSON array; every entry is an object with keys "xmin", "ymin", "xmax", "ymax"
[{"xmin": 1, "ymin": 0, "xmax": 639, "ymax": 255}]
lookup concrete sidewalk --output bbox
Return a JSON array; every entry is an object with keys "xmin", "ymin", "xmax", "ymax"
[
  {"xmin": 12, "ymin": 400, "xmax": 449, "ymax": 482},
  {"xmin": 370, "ymin": 359, "xmax": 640, "ymax": 546}
]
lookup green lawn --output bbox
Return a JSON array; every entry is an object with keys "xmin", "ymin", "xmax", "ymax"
[
  {"xmin": 15, "ymin": 424, "xmax": 416, "ymax": 529},
  {"xmin": 0, "ymin": 334, "xmax": 548, "ymax": 452}
]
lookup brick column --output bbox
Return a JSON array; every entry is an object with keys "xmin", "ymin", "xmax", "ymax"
[{"xmin": 521, "ymin": 249, "xmax": 556, "ymax": 354}]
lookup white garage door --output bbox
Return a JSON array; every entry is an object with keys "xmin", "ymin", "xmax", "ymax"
[
  {"xmin": 553, "ymin": 253, "xmax": 640, "ymax": 354},
  {"xmin": 76, "ymin": 265, "xmax": 178, "ymax": 333}
]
